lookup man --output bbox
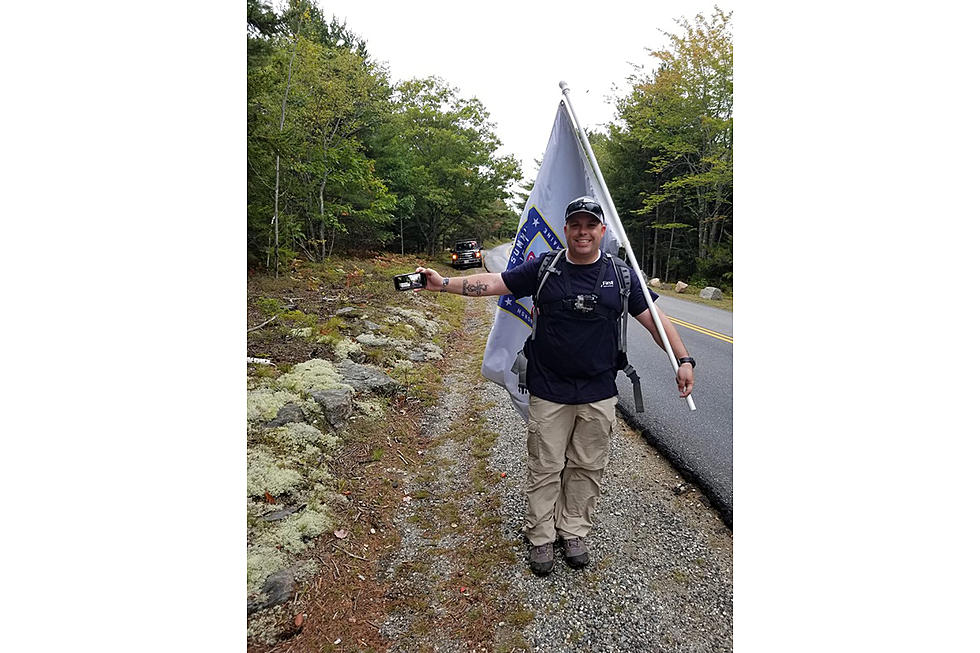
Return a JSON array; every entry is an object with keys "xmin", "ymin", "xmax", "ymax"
[{"xmin": 415, "ymin": 196, "xmax": 695, "ymax": 576}]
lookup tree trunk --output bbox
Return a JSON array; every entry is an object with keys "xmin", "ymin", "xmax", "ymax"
[
  {"xmin": 320, "ymin": 221, "xmax": 326, "ymax": 262},
  {"xmin": 652, "ymin": 227, "xmax": 659, "ymax": 279},
  {"xmin": 272, "ymin": 32, "xmax": 300, "ymax": 278},
  {"xmin": 665, "ymin": 228, "xmax": 674, "ymax": 282},
  {"xmin": 651, "ymin": 204, "xmax": 659, "ymax": 278}
]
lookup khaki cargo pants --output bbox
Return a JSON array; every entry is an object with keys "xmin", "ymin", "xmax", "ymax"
[{"xmin": 524, "ymin": 395, "xmax": 617, "ymax": 546}]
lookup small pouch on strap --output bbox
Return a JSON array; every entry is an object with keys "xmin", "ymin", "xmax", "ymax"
[
  {"xmin": 622, "ymin": 363, "xmax": 644, "ymax": 412},
  {"xmin": 511, "ymin": 352, "xmax": 529, "ymax": 394}
]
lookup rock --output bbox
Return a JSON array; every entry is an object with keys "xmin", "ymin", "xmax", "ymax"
[
  {"xmin": 265, "ymin": 403, "xmax": 306, "ymax": 428},
  {"xmin": 363, "ymin": 320, "xmax": 382, "ymax": 331},
  {"xmin": 335, "ymin": 307, "xmax": 357, "ymax": 316},
  {"xmin": 674, "ymin": 281, "xmax": 689, "ymax": 293},
  {"xmin": 338, "ymin": 359, "xmax": 403, "ymax": 396},
  {"xmin": 419, "ymin": 342, "xmax": 443, "ymax": 361},
  {"xmin": 355, "ymin": 333, "xmax": 394, "ymax": 347},
  {"xmin": 247, "ymin": 568, "xmax": 296, "ymax": 615},
  {"xmin": 310, "ymin": 388, "xmax": 353, "ymax": 430},
  {"xmin": 259, "ymin": 504, "xmax": 305, "ymax": 522},
  {"xmin": 648, "ymin": 278, "xmax": 662, "ymax": 289},
  {"xmin": 700, "ymin": 286, "xmax": 723, "ymax": 300}
]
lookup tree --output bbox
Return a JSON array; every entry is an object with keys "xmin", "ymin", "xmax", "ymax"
[
  {"xmin": 382, "ymin": 77, "xmax": 520, "ymax": 255},
  {"xmin": 599, "ymin": 6, "xmax": 733, "ymax": 286}
]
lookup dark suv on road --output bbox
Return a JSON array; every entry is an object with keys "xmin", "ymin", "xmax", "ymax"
[{"xmin": 451, "ymin": 240, "xmax": 482, "ymax": 269}]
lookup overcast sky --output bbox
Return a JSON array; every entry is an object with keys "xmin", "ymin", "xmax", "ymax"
[{"xmin": 309, "ymin": 0, "xmax": 722, "ymax": 185}]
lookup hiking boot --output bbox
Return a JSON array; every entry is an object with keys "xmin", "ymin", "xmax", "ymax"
[
  {"xmin": 562, "ymin": 536, "xmax": 589, "ymax": 569},
  {"xmin": 528, "ymin": 543, "xmax": 555, "ymax": 576}
]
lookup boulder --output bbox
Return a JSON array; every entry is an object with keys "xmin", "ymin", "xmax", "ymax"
[
  {"xmin": 675, "ymin": 281, "xmax": 689, "ymax": 293},
  {"xmin": 648, "ymin": 278, "xmax": 662, "ymax": 289},
  {"xmin": 247, "ymin": 568, "xmax": 296, "ymax": 615},
  {"xmin": 337, "ymin": 359, "xmax": 403, "ymax": 396},
  {"xmin": 335, "ymin": 307, "xmax": 357, "ymax": 317},
  {"xmin": 700, "ymin": 286, "xmax": 723, "ymax": 300},
  {"xmin": 265, "ymin": 403, "xmax": 306, "ymax": 428},
  {"xmin": 310, "ymin": 388, "xmax": 353, "ymax": 430}
]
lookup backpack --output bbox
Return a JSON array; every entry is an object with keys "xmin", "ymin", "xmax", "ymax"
[{"xmin": 511, "ymin": 248, "xmax": 645, "ymax": 412}]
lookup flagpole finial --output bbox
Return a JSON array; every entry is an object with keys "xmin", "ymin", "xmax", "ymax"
[{"xmin": 559, "ymin": 81, "xmax": 569, "ymax": 93}]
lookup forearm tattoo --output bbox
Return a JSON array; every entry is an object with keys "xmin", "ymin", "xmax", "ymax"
[{"xmin": 461, "ymin": 279, "xmax": 488, "ymax": 296}]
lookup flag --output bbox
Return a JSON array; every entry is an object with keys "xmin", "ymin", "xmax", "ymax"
[{"xmin": 481, "ymin": 102, "xmax": 621, "ymax": 420}]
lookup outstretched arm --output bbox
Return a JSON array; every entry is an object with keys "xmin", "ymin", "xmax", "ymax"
[
  {"xmin": 414, "ymin": 267, "xmax": 511, "ymax": 297},
  {"xmin": 635, "ymin": 306, "xmax": 695, "ymax": 398}
]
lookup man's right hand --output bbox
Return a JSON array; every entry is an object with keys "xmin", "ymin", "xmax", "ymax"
[{"xmin": 415, "ymin": 267, "xmax": 445, "ymax": 292}]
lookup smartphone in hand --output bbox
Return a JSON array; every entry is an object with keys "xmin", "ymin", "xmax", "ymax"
[{"xmin": 392, "ymin": 272, "xmax": 425, "ymax": 291}]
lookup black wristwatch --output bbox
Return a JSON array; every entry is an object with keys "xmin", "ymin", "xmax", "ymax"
[{"xmin": 678, "ymin": 357, "xmax": 696, "ymax": 369}]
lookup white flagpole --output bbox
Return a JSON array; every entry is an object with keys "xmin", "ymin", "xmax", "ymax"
[{"xmin": 559, "ymin": 81, "xmax": 696, "ymax": 411}]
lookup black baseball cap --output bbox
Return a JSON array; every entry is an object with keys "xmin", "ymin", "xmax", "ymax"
[{"xmin": 564, "ymin": 196, "xmax": 604, "ymax": 223}]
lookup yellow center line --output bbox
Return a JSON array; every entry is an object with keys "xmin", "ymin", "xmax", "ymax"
[{"xmin": 668, "ymin": 317, "xmax": 734, "ymax": 344}]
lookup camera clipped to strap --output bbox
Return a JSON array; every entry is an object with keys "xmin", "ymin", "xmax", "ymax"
[{"xmin": 563, "ymin": 293, "xmax": 599, "ymax": 314}]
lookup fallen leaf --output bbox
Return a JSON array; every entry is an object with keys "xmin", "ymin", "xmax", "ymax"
[
  {"xmin": 264, "ymin": 491, "xmax": 276, "ymax": 504},
  {"xmin": 334, "ymin": 529, "xmax": 349, "ymax": 539},
  {"xmin": 295, "ymin": 614, "xmax": 305, "ymax": 628}
]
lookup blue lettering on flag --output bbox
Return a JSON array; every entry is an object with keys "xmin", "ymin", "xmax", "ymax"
[{"xmin": 497, "ymin": 206, "xmax": 562, "ymax": 328}]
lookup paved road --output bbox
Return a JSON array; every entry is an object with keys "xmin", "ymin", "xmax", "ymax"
[
  {"xmin": 616, "ymin": 295, "xmax": 733, "ymax": 526},
  {"xmin": 482, "ymin": 243, "xmax": 733, "ymax": 526}
]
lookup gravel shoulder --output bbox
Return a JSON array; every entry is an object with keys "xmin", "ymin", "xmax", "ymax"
[
  {"xmin": 381, "ymin": 297, "xmax": 733, "ymax": 651},
  {"xmin": 477, "ymin": 298, "xmax": 733, "ymax": 652}
]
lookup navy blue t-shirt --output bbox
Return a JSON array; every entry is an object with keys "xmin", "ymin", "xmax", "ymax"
[{"xmin": 501, "ymin": 252, "xmax": 657, "ymax": 405}]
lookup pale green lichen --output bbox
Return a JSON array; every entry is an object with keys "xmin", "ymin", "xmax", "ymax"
[
  {"xmin": 277, "ymin": 358, "xmax": 350, "ymax": 395},
  {"xmin": 354, "ymin": 398, "xmax": 384, "ymax": 419},
  {"xmin": 273, "ymin": 422, "xmax": 340, "ymax": 450},
  {"xmin": 355, "ymin": 333, "xmax": 411, "ymax": 348},
  {"xmin": 247, "ymin": 387, "xmax": 302, "ymax": 422},
  {"xmin": 246, "ymin": 544, "xmax": 289, "ymax": 593},
  {"xmin": 247, "ymin": 447, "xmax": 303, "ymax": 497},
  {"xmin": 333, "ymin": 337, "xmax": 364, "ymax": 360},
  {"xmin": 254, "ymin": 507, "xmax": 333, "ymax": 555},
  {"xmin": 389, "ymin": 307, "xmax": 441, "ymax": 337}
]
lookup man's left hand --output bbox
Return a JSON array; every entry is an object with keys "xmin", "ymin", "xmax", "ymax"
[{"xmin": 676, "ymin": 364, "xmax": 694, "ymax": 398}]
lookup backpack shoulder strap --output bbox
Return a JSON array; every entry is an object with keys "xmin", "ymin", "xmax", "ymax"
[
  {"xmin": 530, "ymin": 249, "xmax": 564, "ymax": 340},
  {"xmin": 606, "ymin": 254, "xmax": 645, "ymax": 412}
]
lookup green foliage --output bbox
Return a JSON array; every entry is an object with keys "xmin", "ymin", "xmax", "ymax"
[
  {"xmin": 247, "ymin": 1, "xmax": 520, "ymax": 268},
  {"xmin": 255, "ymin": 296, "xmax": 284, "ymax": 316},
  {"xmin": 598, "ymin": 7, "xmax": 733, "ymax": 287},
  {"xmin": 279, "ymin": 309, "xmax": 316, "ymax": 329}
]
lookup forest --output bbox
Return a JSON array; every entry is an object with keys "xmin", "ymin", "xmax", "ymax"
[{"xmin": 248, "ymin": 1, "xmax": 732, "ymax": 289}]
